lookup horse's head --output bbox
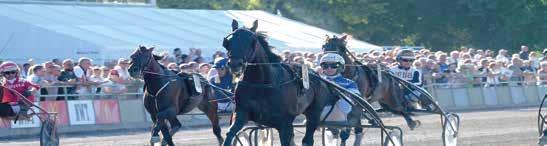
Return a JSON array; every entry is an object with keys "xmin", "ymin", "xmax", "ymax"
[
  {"xmin": 322, "ymin": 34, "xmax": 349, "ymax": 54},
  {"xmin": 223, "ymin": 19, "xmax": 259, "ymax": 76},
  {"xmin": 128, "ymin": 46, "xmax": 162, "ymax": 79}
]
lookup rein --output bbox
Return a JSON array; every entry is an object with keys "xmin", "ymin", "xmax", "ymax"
[{"xmin": 235, "ymin": 62, "xmax": 301, "ymax": 88}]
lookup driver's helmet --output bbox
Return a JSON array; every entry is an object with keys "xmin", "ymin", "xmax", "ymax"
[
  {"xmin": 0, "ymin": 61, "xmax": 20, "ymax": 74},
  {"xmin": 319, "ymin": 53, "xmax": 345, "ymax": 73},
  {"xmin": 212, "ymin": 57, "xmax": 229, "ymax": 69},
  {"xmin": 396, "ymin": 49, "xmax": 416, "ymax": 62}
]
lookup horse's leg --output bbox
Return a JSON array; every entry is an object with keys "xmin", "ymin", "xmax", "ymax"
[
  {"xmin": 302, "ymin": 110, "xmax": 321, "ymax": 146},
  {"xmin": 278, "ymin": 122, "xmax": 295, "ymax": 146},
  {"xmin": 223, "ymin": 109, "xmax": 248, "ymax": 146},
  {"xmin": 150, "ymin": 114, "xmax": 161, "ymax": 145},
  {"xmin": 199, "ymin": 100, "xmax": 224, "ymax": 145},
  {"xmin": 402, "ymin": 112, "xmax": 421, "ymax": 130},
  {"xmin": 157, "ymin": 107, "xmax": 178, "ymax": 146},
  {"xmin": 353, "ymin": 124, "xmax": 364, "ymax": 146},
  {"xmin": 340, "ymin": 128, "xmax": 350, "ymax": 146},
  {"xmin": 167, "ymin": 117, "xmax": 181, "ymax": 136}
]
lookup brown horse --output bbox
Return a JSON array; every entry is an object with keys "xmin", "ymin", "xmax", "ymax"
[
  {"xmin": 322, "ymin": 35, "xmax": 426, "ymax": 129},
  {"xmin": 128, "ymin": 46, "xmax": 223, "ymax": 146}
]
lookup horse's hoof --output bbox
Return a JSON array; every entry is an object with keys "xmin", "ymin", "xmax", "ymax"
[
  {"xmin": 409, "ymin": 120, "xmax": 421, "ymax": 130},
  {"xmin": 150, "ymin": 136, "xmax": 161, "ymax": 146},
  {"xmin": 170, "ymin": 125, "xmax": 181, "ymax": 135}
]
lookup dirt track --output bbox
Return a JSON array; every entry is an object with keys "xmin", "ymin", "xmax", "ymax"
[{"xmin": 0, "ymin": 107, "xmax": 540, "ymax": 146}]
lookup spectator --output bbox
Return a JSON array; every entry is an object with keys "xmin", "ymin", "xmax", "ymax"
[
  {"xmin": 538, "ymin": 61, "xmax": 547, "ymax": 85},
  {"xmin": 530, "ymin": 52, "xmax": 540, "ymax": 69},
  {"xmin": 44, "ymin": 64, "xmax": 62, "ymax": 99},
  {"xmin": 114, "ymin": 58, "xmax": 131, "ymax": 82},
  {"xmin": 27, "ymin": 65, "xmax": 49, "ymax": 101},
  {"xmin": 101, "ymin": 66, "xmax": 111, "ymax": 79},
  {"xmin": 485, "ymin": 62, "xmax": 501, "ymax": 87},
  {"xmin": 167, "ymin": 63, "xmax": 179, "ymax": 71},
  {"xmin": 103, "ymin": 70, "xmax": 128, "ymax": 94},
  {"xmin": 507, "ymin": 57, "xmax": 525, "ymax": 85},
  {"xmin": 74, "ymin": 57, "xmax": 95, "ymax": 96},
  {"xmin": 496, "ymin": 49, "xmax": 510, "ymax": 63},
  {"xmin": 57, "ymin": 59, "xmax": 78, "ymax": 100},
  {"xmin": 447, "ymin": 51, "xmax": 460, "ymax": 65},
  {"xmin": 519, "ymin": 45, "xmax": 530, "ymax": 60},
  {"xmin": 52, "ymin": 58, "xmax": 62, "ymax": 66},
  {"xmin": 89, "ymin": 67, "xmax": 108, "ymax": 94},
  {"xmin": 21, "ymin": 63, "xmax": 31, "ymax": 79},
  {"xmin": 198, "ymin": 63, "xmax": 211, "ymax": 76},
  {"xmin": 173, "ymin": 48, "xmax": 184, "ymax": 65},
  {"xmin": 179, "ymin": 64, "xmax": 193, "ymax": 73}
]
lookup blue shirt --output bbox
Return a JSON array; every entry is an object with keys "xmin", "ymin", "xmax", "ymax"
[
  {"xmin": 208, "ymin": 74, "xmax": 234, "ymax": 103},
  {"xmin": 324, "ymin": 74, "xmax": 360, "ymax": 114}
]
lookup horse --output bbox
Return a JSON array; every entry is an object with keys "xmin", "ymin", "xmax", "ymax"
[
  {"xmin": 322, "ymin": 35, "xmax": 424, "ymax": 129},
  {"xmin": 128, "ymin": 46, "xmax": 224, "ymax": 146},
  {"xmin": 221, "ymin": 20, "xmax": 369, "ymax": 146}
]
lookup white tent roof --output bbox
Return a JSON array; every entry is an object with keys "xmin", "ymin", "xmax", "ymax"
[{"xmin": 0, "ymin": 3, "xmax": 381, "ymax": 63}]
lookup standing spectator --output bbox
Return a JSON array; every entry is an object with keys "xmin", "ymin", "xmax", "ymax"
[
  {"xmin": 485, "ymin": 62, "xmax": 501, "ymax": 87},
  {"xmin": 27, "ymin": 65, "xmax": 49, "ymax": 101},
  {"xmin": 21, "ymin": 63, "xmax": 31, "ymax": 79},
  {"xmin": 507, "ymin": 57, "xmax": 525, "ymax": 85},
  {"xmin": 167, "ymin": 63, "xmax": 179, "ymax": 71},
  {"xmin": 103, "ymin": 70, "xmax": 128, "ymax": 94},
  {"xmin": 74, "ymin": 57, "xmax": 94, "ymax": 96},
  {"xmin": 520, "ymin": 45, "xmax": 530, "ymax": 60},
  {"xmin": 45, "ymin": 65, "xmax": 62, "ymax": 98},
  {"xmin": 58, "ymin": 59, "xmax": 78, "ymax": 100},
  {"xmin": 198, "ymin": 63, "xmax": 211, "ymax": 77},
  {"xmin": 447, "ymin": 51, "xmax": 460, "ymax": 65},
  {"xmin": 496, "ymin": 49, "xmax": 510, "ymax": 63},
  {"xmin": 89, "ymin": 67, "xmax": 108, "ymax": 94},
  {"xmin": 101, "ymin": 66, "xmax": 110, "ymax": 79},
  {"xmin": 538, "ymin": 61, "xmax": 547, "ymax": 85},
  {"xmin": 114, "ymin": 58, "xmax": 131, "ymax": 82},
  {"xmin": 437, "ymin": 53, "xmax": 449, "ymax": 72},
  {"xmin": 173, "ymin": 48, "xmax": 184, "ymax": 65},
  {"xmin": 52, "ymin": 58, "xmax": 62, "ymax": 66},
  {"xmin": 529, "ymin": 52, "xmax": 540, "ymax": 70}
]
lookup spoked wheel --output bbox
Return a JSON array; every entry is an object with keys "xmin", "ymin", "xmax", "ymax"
[
  {"xmin": 40, "ymin": 116, "xmax": 59, "ymax": 146},
  {"xmin": 321, "ymin": 127, "xmax": 340, "ymax": 146},
  {"xmin": 441, "ymin": 113, "xmax": 460, "ymax": 146},
  {"xmin": 383, "ymin": 128, "xmax": 403, "ymax": 146},
  {"xmin": 234, "ymin": 130, "xmax": 251, "ymax": 146},
  {"xmin": 252, "ymin": 128, "xmax": 273, "ymax": 146}
]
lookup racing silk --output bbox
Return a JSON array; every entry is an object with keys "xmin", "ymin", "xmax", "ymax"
[
  {"xmin": 1, "ymin": 77, "xmax": 39, "ymax": 104},
  {"xmin": 390, "ymin": 65, "xmax": 423, "ymax": 87},
  {"xmin": 208, "ymin": 74, "xmax": 234, "ymax": 103},
  {"xmin": 324, "ymin": 74, "xmax": 360, "ymax": 114}
]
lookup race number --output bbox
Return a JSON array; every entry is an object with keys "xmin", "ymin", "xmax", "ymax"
[
  {"xmin": 302, "ymin": 65, "xmax": 309, "ymax": 89},
  {"xmin": 67, "ymin": 100, "xmax": 96, "ymax": 125},
  {"xmin": 193, "ymin": 74, "xmax": 202, "ymax": 94}
]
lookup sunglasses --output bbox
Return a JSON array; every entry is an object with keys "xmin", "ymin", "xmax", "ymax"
[
  {"xmin": 321, "ymin": 63, "xmax": 341, "ymax": 69},
  {"xmin": 3, "ymin": 71, "xmax": 17, "ymax": 75}
]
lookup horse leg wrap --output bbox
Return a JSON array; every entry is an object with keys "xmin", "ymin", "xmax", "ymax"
[{"xmin": 150, "ymin": 136, "xmax": 161, "ymax": 145}]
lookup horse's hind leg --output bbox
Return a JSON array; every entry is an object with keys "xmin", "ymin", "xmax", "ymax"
[
  {"xmin": 223, "ymin": 109, "xmax": 248, "ymax": 146},
  {"xmin": 199, "ymin": 101, "xmax": 224, "ymax": 145},
  {"xmin": 402, "ymin": 112, "xmax": 421, "ymax": 130}
]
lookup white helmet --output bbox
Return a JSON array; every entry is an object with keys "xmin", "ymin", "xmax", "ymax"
[{"xmin": 319, "ymin": 53, "xmax": 345, "ymax": 64}]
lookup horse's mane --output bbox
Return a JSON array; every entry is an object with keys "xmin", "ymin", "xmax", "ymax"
[{"xmin": 256, "ymin": 32, "xmax": 282, "ymax": 62}]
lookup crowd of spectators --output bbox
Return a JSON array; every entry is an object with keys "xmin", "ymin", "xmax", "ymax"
[{"xmin": 3, "ymin": 45, "xmax": 547, "ymax": 101}]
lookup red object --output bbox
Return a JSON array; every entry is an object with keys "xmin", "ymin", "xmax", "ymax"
[
  {"xmin": 1, "ymin": 78, "xmax": 39, "ymax": 104},
  {"xmin": 94, "ymin": 100, "xmax": 120, "ymax": 124},
  {"xmin": 40, "ymin": 101, "xmax": 69, "ymax": 126},
  {"xmin": 0, "ymin": 61, "xmax": 19, "ymax": 73}
]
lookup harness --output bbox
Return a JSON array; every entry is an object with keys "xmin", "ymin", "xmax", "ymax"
[{"xmin": 236, "ymin": 62, "xmax": 301, "ymax": 88}]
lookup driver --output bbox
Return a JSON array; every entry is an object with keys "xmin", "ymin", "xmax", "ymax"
[
  {"xmin": 0, "ymin": 61, "xmax": 39, "ymax": 118},
  {"xmin": 319, "ymin": 53, "xmax": 364, "ymax": 145}
]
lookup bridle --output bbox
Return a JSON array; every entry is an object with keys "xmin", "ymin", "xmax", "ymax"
[{"xmin": 223, "ymin": 29, "xmax": 260, "ymax": 64}]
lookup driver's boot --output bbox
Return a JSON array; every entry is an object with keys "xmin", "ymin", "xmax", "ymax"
[{"xmin": 539, "ymin": 130, "xmax": 547, "ymax": 145}]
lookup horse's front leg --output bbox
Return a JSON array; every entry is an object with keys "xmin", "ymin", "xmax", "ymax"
[
  {"xmin": 302, "ymin": 109, "xmax": 321, "ymax": 146},
  {"xmin": 223, "ymin": 109, "xmax": 248, "ymax": 146},
  {"xmin": 150, "ymin": 115, "xmax": 161, "ymax": 146}
]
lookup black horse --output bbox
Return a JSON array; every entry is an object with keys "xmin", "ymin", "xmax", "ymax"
[
  {"xmin": 222, "ymin": 20, "xmax": 371, "ymax": 146},
  {"xmin": 322, "ymin": 35, "xmax": 438, "ymax": 129},
  {"xmin": 128, "ymin": 46, "xmax": 223, "ymax": 146}
]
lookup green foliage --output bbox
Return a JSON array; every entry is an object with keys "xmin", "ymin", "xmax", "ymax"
[{"xmin": 157, "ymin": 0, "xmax": 546, "ymax": 52}]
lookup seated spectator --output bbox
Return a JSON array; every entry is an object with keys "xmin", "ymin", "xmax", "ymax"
[{"xmin": 103, "ymin": 70, "xmax": 128, "ymax": 94}]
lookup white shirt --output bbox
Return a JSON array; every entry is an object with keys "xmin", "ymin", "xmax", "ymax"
[
  {"xmin": 390, "ymin": 66, "xmax": 423, "ymax": 86},
  {"xmin": 114, "ymin": 66, "xmax": 130, "ymax": 80}
]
